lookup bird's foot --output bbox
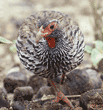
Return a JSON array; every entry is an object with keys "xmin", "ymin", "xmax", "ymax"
[{"xmin": 52, "ymin": 91, "xmax": 74, "ymax": 109}]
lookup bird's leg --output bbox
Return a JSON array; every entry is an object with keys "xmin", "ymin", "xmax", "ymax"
[
  {"xmin": 48, "ymin": 78, "xmax": 74, "ymax": 109},
  {"xmin": 60, "ymin": 73, "xmax": 65, "ymax": 84}
]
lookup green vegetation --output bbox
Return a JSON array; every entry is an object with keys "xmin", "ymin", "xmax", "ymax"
[
  {"xmin": 85, "ymin": 41, "xmax": 103, "ymax": 66},
  {"xmin": 0, "ymin": 37, "xmax": 16, "ymax": 53}
]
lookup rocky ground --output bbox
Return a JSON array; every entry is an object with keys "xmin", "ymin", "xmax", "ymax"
[{"xmin": 0, "ymin": 0, "xmax": 103, "ymax": 110}]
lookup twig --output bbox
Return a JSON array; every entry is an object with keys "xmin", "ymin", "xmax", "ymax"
[{"xmin": 33, "ymin": 94, "xmax": 81, "ymax": 103}]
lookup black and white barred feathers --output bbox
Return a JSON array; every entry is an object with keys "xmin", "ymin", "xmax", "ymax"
[{"xmin": 16, "ymin": 11, "xmax": 85, "ymax": 79}]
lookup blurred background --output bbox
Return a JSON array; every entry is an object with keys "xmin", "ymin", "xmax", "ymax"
[{"xmin": 0, "ymin": 0, "xmax": 103, "ymax": 86}]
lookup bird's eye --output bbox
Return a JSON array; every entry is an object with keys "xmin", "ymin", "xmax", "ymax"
[{"xmin": 50, "ymin": 25, "xmax": 54, "ymax": 29}]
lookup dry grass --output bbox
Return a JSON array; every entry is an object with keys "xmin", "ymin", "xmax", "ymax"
[{"xmin": 89, "ymin": 0, "xmax": 103, "ymax": 41}]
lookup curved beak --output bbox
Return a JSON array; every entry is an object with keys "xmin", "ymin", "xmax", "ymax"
[{"xmin": 35, "ymin": 26, "xmax": 48, "ymax": 43}]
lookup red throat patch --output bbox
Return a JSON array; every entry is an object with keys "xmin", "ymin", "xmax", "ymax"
[{"xmin": 46, "ymin": 37, "xmax": 55, "ymax": 48}]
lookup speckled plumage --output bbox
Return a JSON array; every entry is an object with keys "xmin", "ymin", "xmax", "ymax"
[{"xmin": 16, "ymin": 11, "xmax": 84, "ymax": 79}]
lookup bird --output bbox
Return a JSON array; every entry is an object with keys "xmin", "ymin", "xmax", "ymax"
[{"xmin": 16, "ymin": 11, "xmax": 84, "ymax": 108}]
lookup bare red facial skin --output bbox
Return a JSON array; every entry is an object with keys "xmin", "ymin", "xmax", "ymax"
[{"xmin": 41, "ymin": 22, "xmax": 58, "ymax": 48}]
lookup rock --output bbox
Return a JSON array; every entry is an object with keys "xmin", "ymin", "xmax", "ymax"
[
  {"xmin": 59, "ymin": 69, "xmax": 102, "ymax": 95},
  {"xmin": 0, "ymin": 88, "xmax": 10, "ymax": 108},
  {"xmin": 98, "ymin": 58, "xmax": 103, "ymax": 73},
  {"xmin": 0, "ymin": 107, "xmax": 8, "ymax": 110},
  {"xmin": 100, "ymin": 74, "xmax": 103, "ymax": 80},
  {"xmin": 43, "ymin": 100, "xmax": 63, "ymax": 110},
  {"xmin": 73, "ymin": 107, "xmax": 83, "ymax": 110},
  {"xmin": 62, "ymin": 107, "xmax": 70, "ymax": 110},
  {"xmin": 14, "ymin": 86, "xmax": 34, "ymax": 101},
  {"xmin": 80, "ymin": 88, "xmax": 103, "ymax": 110},
  {"xmin": 53, "ymin": 75, "xmax": 61, "ymax": 84},
  {"xmin": 47, "ymin": 75, "xmax": 61, "ymax": 87},
  {"xmin": 12, "ymin": 101, "xmax": 25, "ymax": 110},
  {"xmin": 28, "ymin": 75, "xmax": 47, "ymax": 94},
  {"xmin": 34, "ymin": 86, "xmax": 55, "ymax": 99},
  {"xmin": 7, "ymin": 93, "xmax": 14, "ymax": 104},
  {"xmin": 4, "ymin": 71, "xmax": 27, "ymax": 93},
  {"xmin": 71, "ymin": 99, "xmax": 80, "ymax": 108},
  {"xmin": 62, "ymin": 107, "xmax": 83, "ymax": 110},
  {"xmin": 26, "ymin": 101, "xmax": 43, "ymax": 110}
]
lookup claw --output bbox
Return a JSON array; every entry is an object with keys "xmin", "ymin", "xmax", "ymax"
[{"xmin": 52, "ymin": 92, "xmax": 74, "ymax": 109}]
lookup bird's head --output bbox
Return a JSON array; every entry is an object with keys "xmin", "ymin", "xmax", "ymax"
[{"xmin": 36, "ymin": 19, "xmax": 62, "ymax": 48}]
